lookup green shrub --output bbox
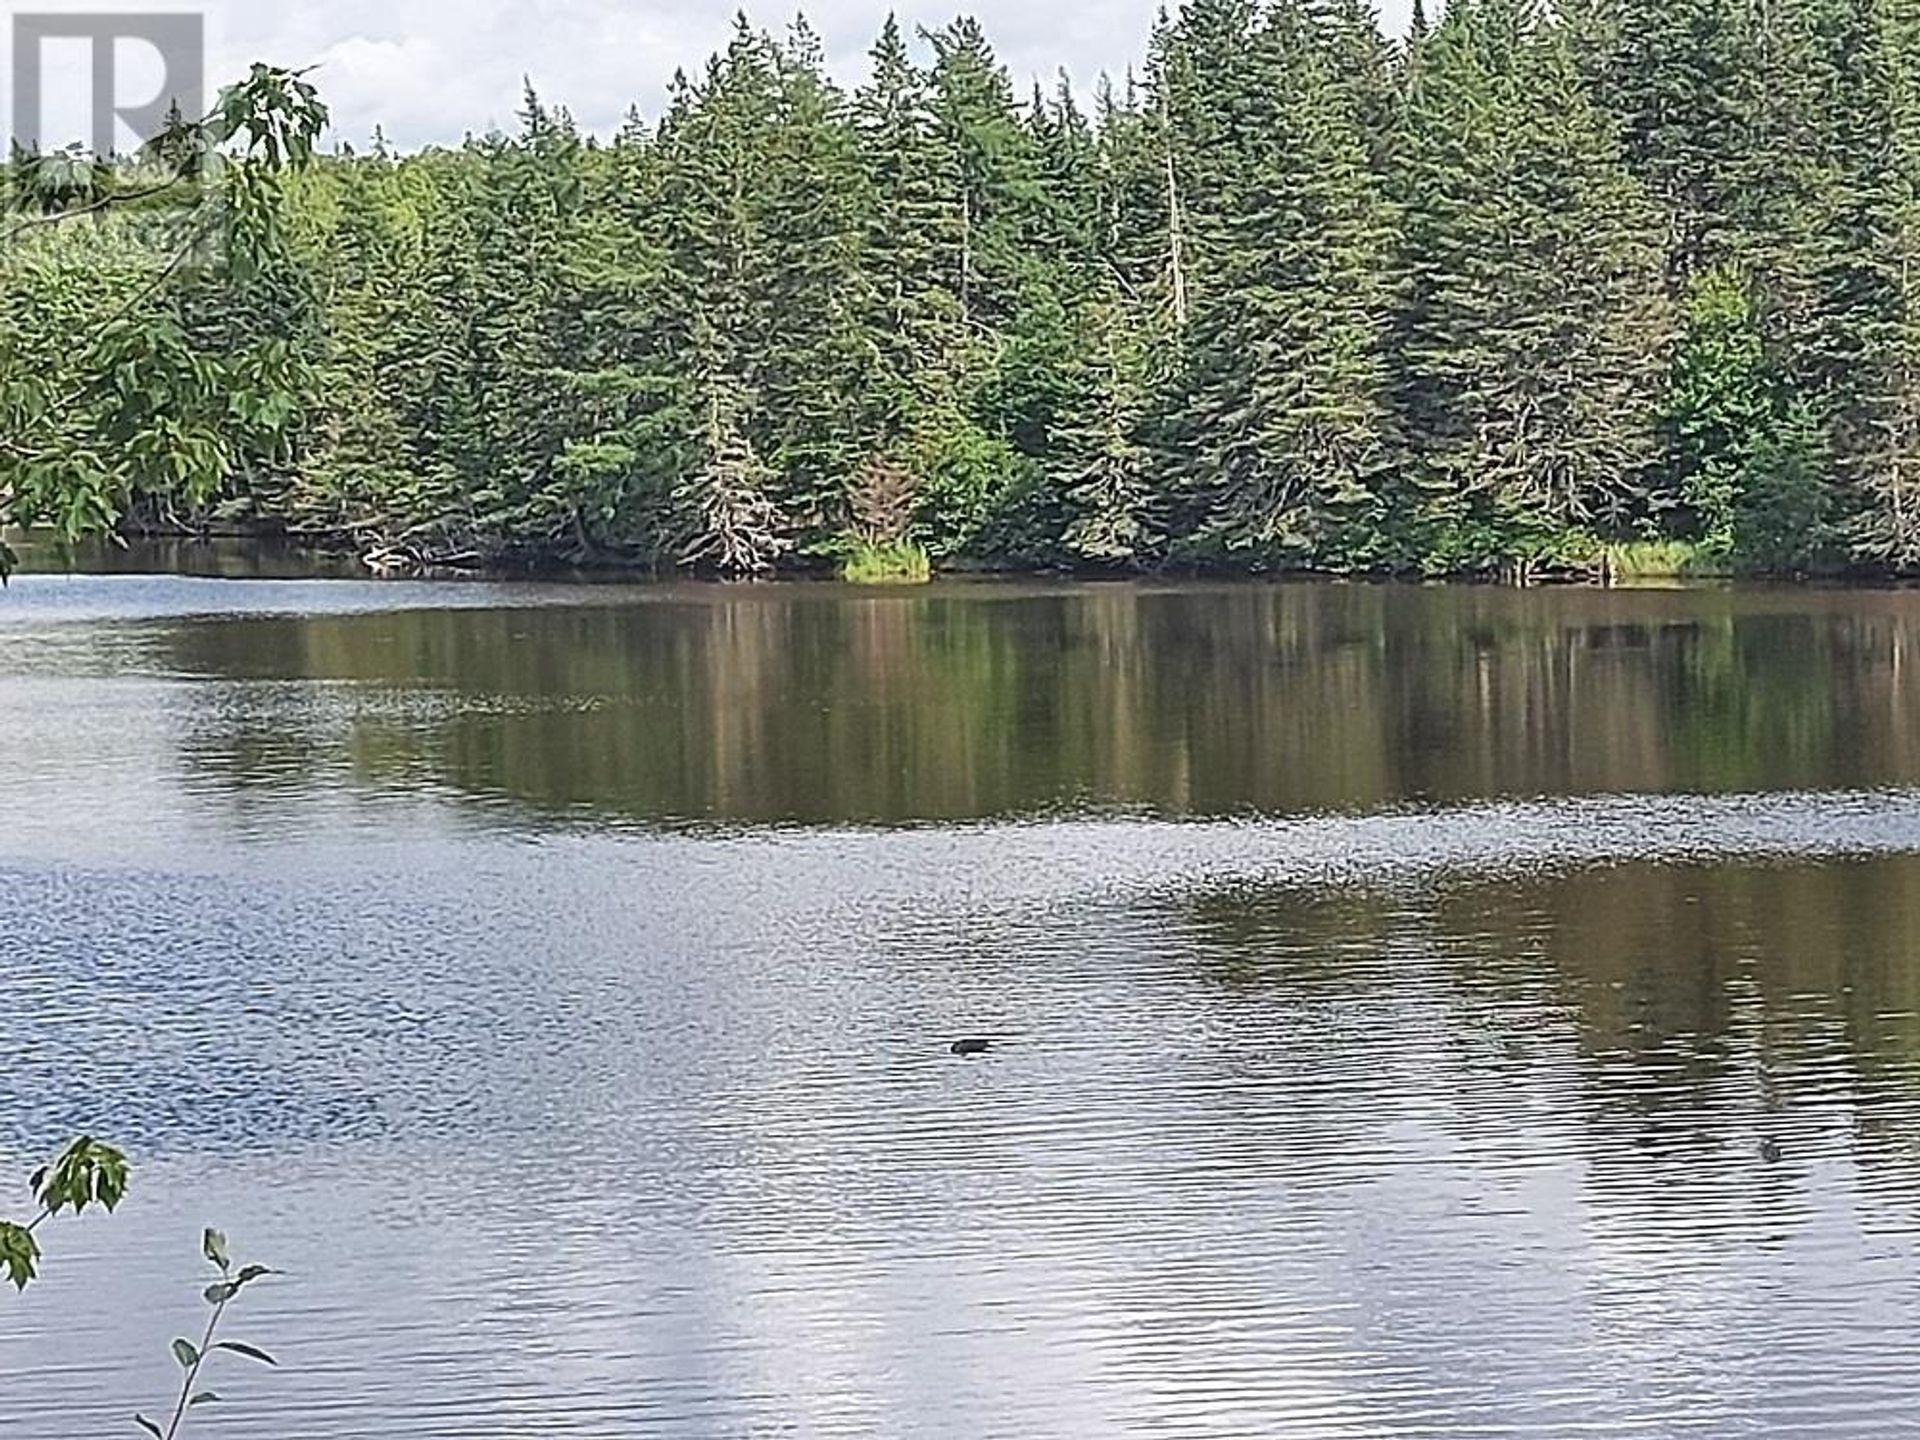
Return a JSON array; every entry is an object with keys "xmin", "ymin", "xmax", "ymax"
[
  {"xmin": 1603, "ymin": 538, "xmax": 1730, "ymax": 580},
  {"xmin": 838, "ymin": 538, "xmax": 932, "ymax": 585},
  {"xmin": 909, "ymin": 417, "xmax": 1023, "ymax": 558},
  {"xmin": 1731, "ymin": 401, "xmax": 1834, "ymax": 574}
]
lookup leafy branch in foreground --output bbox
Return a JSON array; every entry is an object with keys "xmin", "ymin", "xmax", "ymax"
[
  {"xmin": 4, "ymin": 64, "xmax": 327, "ymax": 243},
  {"xmin": 0, "ymin": 1137, "xmax": 128, "ymax": 1289},
  {"xmin": 135, "ymin": 1228, "xmax": 279, "ymax": 1440},
  {"xmin": 5, "ymin": 1146, "xmax": 283, "ymax": 1437},
  {"xmin": 0, "ymin": 64, "xmax": 328, "ymax": 579}
]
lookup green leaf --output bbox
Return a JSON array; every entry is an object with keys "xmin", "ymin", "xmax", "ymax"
[
  {"xmin": 0, "ymin": 1221, "xmax": 41, "ymax": 1290},
  {"xmin": 202, "ymin": 1229, "xmax": 229, "ymax": 1270},
  {"xmin": 188, "ymin": 1392, "xmax": 221, "ymax": 1408},
  {"xmin": 203, "ymin": 1281, "xmax": 239, "ymax": 1304},
  {"xmin": 215, "ymin": 1341, "xmax": 277, "ymax": 1366},
  {"xmin": 35, "ymin": 1138, "xmax": 129, "ymax": 1216},
  {"xmin": 171, "ymin": 1338, "xmax": 200, "ymax": 1369},
  {"xmin": 134, "ymin": 1415, "xmax": 162, "ymax": 1438}
]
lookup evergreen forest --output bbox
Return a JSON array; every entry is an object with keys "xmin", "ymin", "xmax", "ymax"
[{"xmin": 10, "ymin": 0, "xmax": 1920, "ymax": 580}]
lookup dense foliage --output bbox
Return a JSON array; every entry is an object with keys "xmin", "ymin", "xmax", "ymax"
[
  {"xmin": 13, "ymin": 0, "xmax": 1920, "ymax": 577},
  {"xmin": 0, "ymin": 65, "xmax": 328, "ymax": 575}
]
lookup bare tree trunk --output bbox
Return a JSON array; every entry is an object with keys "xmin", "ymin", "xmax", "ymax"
[
  {"xmin": 960, "ymin": 194, "xmax": 973, "ymax": 328},
  {"xmin": 1160, "ymin": 92, "xmax": 1188, "ymax": 335}
]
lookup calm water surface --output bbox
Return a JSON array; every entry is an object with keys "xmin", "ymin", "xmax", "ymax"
[{"xmin": 6, "ymin": 572, "xmax": 1920, "ymax": 1437}]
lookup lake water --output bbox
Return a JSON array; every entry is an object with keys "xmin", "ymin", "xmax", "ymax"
[{"xmin": 6, "ymin": 572, "xmax": 1920, "ymax": 1437}]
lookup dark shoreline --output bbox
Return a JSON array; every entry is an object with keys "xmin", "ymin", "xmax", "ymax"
[{"xmin": 13, "ymin": 530, "xmax": 1913, "ymax": 591}]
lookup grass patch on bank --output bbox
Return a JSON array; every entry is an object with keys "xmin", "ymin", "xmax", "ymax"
[
  {"xmin": 839, "ymin": 539, "xmax": 932, "ymax": 585},
  {"xmin": 1603, "ymin": 539, "xmax": 1732, "ymax": 580}
]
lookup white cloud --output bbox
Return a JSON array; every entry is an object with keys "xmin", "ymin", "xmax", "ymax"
[{"xmin": 12, "ymin": 1, "xmax": 1418, "ymax": 150}]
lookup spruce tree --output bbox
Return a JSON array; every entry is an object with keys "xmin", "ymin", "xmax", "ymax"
[
  {"xmin": 1849, "ymin": 0, "xmax": 1920, "ymax": 565},
  {"xmin": 1160, "ymin": 0, "xmax": 1397, "ymax": 567},
  {"xmin": 757, "ymin": 19, "xmax": 875, "ymax": 536},
  {"xmin": 676, "ymin": 363, "xmax": 790, "ymax": 575},
  {"xmin": 1056, "ymin": 275, "xmax": 1157, "ymax": 564},
  {"xmin": 853, "ymin": 17, "xmax": 963, "ymax": 448},
  {"xmin": 1568, "ymin": 0, "xmax": 1756, "ymax": 278},
  {"xmin": 553, "ymin": 105, "xmax": 683, "ymax": 562},
  {"xmin": 1389, "ymin": 0, "xmax": 1671, "ymax": 570},
  {"xmin": 36, "ymin": 2, "xmax": 1920, "ymax": 579},
  {"xmin": 648, "ymin": 23, "xmax": 795, "ymax": 567}
]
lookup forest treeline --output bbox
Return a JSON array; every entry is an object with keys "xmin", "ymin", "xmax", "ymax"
[{"xmin": 11, "ymin": 0, "xmax": 1920, "ymax": 578}]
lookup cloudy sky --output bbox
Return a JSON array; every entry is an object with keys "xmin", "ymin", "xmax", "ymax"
[{"xmin": 10, "ymin": 0, "xmax": 1415, "ymax": 151}]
